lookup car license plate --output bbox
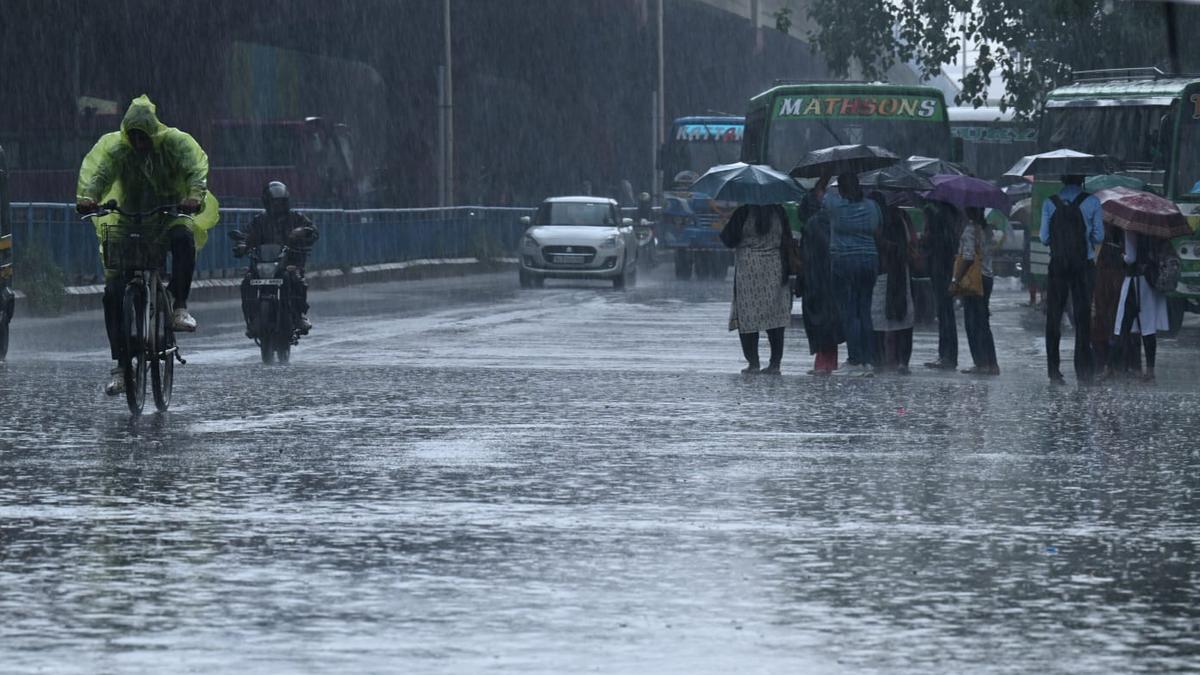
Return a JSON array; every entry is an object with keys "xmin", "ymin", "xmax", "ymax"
[
  {"xmin": 250, "ymin": 278, "xmax": 284, "ymax": 286},
  {"xmin": 553, "ymin": 255, "xmax": 584, "ymax": 265}
]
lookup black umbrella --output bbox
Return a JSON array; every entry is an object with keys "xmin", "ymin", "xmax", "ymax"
[
  {"xmin": 789, "ymin": 144, "xmax": 900, "ymax": 179},
  {"xmin": 907, "ymin": 155, "xmax": 967, "ymax": 177},
  {"xmin": 1004, "ymin": 149, "xmax": 1111, "ymax": 178},
  {"xmin": 853, "ymin": 164, "xmax": 934, "ymax": 192}
]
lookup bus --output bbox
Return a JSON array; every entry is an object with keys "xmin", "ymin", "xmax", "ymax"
[
  {"xmin": 659, "ymin": 116, "xmax": 744, "ymax": 280},
  {"xmin": 741, "ymin": 82, "xmax": 952, "ymax": 173},
  {"xmin": 1036, "ymin": 69, "xmax": 1200, "ymax": 331},
  {"xmin": 949, "ymin": 106, "xmax": 1038, "ymax": 181}
]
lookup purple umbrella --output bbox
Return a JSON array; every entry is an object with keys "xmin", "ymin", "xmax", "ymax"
[{"xmin": 923, "ymin": 174, "xmax": 1009, "ymax": 211}]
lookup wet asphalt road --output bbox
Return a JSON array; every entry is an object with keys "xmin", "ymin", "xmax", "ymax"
[{"xmin": 1, "ymin": 267, "xmax": 1199, "ymax": 674}]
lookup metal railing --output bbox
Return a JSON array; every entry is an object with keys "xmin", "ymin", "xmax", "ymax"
[{"xmin": 9, "ymin": 203, "xmax": 539, "ymax": 284}]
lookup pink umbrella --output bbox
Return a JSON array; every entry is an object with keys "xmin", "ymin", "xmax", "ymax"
[{"xmin": 1093, "ymin": 186, "xmax": 1192, "ymax": 240}]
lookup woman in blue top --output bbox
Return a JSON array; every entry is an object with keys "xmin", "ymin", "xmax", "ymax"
[{"xmin": 813, "ymin": 172, "xmax": 882, "ymax": 375}]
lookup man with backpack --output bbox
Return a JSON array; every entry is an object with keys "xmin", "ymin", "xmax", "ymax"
[{"xmin": 1040, "ymin": 174, "xmax": 1104, "ymax": 384}]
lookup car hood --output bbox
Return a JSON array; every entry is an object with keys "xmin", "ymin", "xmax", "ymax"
[{"xmin": 527, "ymin": 225, "xmax": 620, "ymax": 245}]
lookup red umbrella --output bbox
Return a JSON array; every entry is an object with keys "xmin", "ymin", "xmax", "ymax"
[{"xmin": 1093, "ymin": 186, "xmax": 1192, "ymax": 240}]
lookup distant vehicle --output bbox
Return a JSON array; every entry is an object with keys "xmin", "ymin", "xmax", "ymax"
[
  {"xmin": 1036, "ymin": 68, "xmax": 1200, "ymax": 333},
  {"xmin": 206, "ymin": 117, "xmax": 361, "ymax": 208},
  {"xmin": 5, "ymin": 117, "xmax": 365, "ymax": 208},
  {"xmin": 0, "ymin": 144, "xmax": 13, "ymax": 361},
  {"xmin": 518, "ymin": 197, "xmax": 639, "ymax": 290},
  {"xmin": 948, "ymin": 106, "xmax": 1038, "ymax": 181},
  {"xmin": 660, "ymin": 116, "xmax": 743, "ymax": 281}
]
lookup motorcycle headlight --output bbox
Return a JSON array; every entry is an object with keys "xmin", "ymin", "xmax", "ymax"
[
  {"xmin": 522, "ymin": 235, "xmax": 539, "ymax": 249},
  {"xmin": 256, "ymin": 262, "xmax": 277, "ymax": 278}
]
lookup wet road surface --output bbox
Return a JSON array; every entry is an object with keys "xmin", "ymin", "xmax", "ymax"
[{"xmin": 2, "ymin": 268, "xmax": 1199, "ymax": 673}]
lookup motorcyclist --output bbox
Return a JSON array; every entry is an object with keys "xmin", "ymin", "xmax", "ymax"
[
  {"xmin": 76, "ymin": 95, "xmax": 218, "ymax": 396},
  {"xmin": 234, "ymin": 181, "xmax": 318, "ymax": 336}
]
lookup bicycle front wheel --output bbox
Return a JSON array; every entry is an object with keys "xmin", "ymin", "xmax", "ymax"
[
  {"xmin": 151, "ymin": 286, "xmax": 175, "ymax": 412},
  {"xmin": 122, "ymin": 283, "xmax": 148, "ymax": 415}
]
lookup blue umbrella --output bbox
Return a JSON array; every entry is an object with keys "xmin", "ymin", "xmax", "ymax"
[{"xmin": 690, "ymin": 162, "xmax": 806, "ymax": 205}]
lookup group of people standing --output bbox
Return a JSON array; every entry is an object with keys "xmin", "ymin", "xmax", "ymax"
[
  {"xmin": 723, "ymin": 169, "xmax": 1172, "ymax": 383},
  {"xmin": 723, "ymin": 172, "xmax": 1000, "ymax": 378},
  {"xmin": 1039, "ymin": 175, "xmax": 1169, "ymax": 384}
]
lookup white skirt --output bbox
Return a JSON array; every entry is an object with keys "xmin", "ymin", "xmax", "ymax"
[{"xmin": 1114, "ymin": 275, "xmax": 1169, "ymax": 336}]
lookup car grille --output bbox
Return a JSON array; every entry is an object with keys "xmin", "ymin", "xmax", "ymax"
[{"xmin": 542, "ymin": 245, "xmax": 597, "ymax": 265}]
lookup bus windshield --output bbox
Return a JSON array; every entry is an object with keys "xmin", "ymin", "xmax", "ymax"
[
  {"xmin": 663, "ymin": 121, "xmax": 743, "ymax": 177},
  {"xmin": 766, "ymin": 117, "xmax": 948, "ymax": 170},
  {"xmin": 1177, "ymin": 116, "xmax": 1200, "ymax": 199},
  {"xmin": 1041, "ymin": 105, "xmax": 1173, "ymax": 170},
  {"xmin": 756, "ymin": 91, "xmax": 949, "ymax": 171}
]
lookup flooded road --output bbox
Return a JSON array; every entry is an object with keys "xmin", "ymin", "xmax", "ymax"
[{"xmin": 2, "ymin": 269, "xmax": 1198, "ymax": 673}]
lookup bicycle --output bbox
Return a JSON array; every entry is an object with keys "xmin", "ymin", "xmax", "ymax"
[{"xmin": 85, "ymin": 201, "xmax": 189, "ymax": 415}]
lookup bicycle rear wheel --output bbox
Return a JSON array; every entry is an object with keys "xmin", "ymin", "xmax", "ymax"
[
  {"xmin": 122, "ymin": 283, "xmax": 148, "ymax": 415},
  {"xmin": 151, "ymin": 286, "xmax": 175, "ymax": 411}
]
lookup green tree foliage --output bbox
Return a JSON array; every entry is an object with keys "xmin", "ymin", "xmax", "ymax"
[{"xmin": 789, "ymin": 0, "xmax": 1196, "ymax": 118}]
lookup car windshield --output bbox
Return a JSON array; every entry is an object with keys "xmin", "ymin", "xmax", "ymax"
[{"xmin": 536, "ymin": 202, "xmax": 615, "ymax": 226}]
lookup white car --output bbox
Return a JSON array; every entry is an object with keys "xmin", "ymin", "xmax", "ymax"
[{"xmin": 519, "ymin": 197, "xmax": 639, "ymax": 289}]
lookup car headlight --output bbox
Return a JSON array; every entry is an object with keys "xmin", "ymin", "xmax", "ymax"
[
  {"xmin": 600, "ymin": 236, "xmax": 622, "ymax": 249},
  {"xmin": 522, "ymin": 235, "xmax": 539, "ymax": 249}
]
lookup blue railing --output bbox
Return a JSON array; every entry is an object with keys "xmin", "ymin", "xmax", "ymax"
[{"xmin": 9, "ymin": 203, "xmax": 537, "ymax": 284}]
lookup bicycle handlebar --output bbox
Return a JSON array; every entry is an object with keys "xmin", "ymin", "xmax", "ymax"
[{"xmin": 82, "ymin": 201, "xmax": 196, "ymax": 223}]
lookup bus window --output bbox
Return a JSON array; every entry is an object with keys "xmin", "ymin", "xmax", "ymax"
[{"xmin": 1177, "ymin": 114, "xmax": 1200, "ymax": 198}]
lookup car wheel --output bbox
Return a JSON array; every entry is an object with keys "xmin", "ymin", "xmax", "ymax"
[
  {"xmin": 626, "ymin": 266, "xmax": 638, "ymax": 289},
  {"xmin": 518, "ymin": 269, "xmax": 532, "ymax": 289},
  {"xmin": 613, "ymin": 267, "xmax": 627, "ymax": 290}
]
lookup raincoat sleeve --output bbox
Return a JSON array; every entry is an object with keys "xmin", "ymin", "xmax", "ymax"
[
  {"xmin": 76, "ymin": 132, "xmax": 123, "ymax": 203},
  {"xmin": 164, "ymin": 130, "xmax": 209, "ymax": 202}
]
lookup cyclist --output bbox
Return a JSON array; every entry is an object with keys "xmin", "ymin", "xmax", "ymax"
[
  {"xmin": 234, "ymin": 181, "xmax": 319, "ymax": 336},
  {"xmin": 76, "ymin": 95, "xmax": 219, "ymax": 395}
]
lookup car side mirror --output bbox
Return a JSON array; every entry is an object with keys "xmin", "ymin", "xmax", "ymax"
[
  {"xmin": 622, "ymin": 218, "xmax": 634, "ymax": 227},
  {"xmin": 519, "ymin": 216, "xmax": 531, "ymax": 226}
]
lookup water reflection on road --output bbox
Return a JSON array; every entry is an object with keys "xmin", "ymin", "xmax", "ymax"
[{"xmin": 1, "ymin": 271, "xmax": 1197, "ymax": 673}]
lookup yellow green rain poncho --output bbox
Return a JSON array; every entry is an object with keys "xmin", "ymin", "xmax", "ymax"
[{"xmin": 77, "ymin": 95, "xmax": 219, "ymax": 251}]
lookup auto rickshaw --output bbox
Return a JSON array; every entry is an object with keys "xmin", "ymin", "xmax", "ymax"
[{"xmin": 0, "ymin": 143, "xmax": 13, "ymax": 361}]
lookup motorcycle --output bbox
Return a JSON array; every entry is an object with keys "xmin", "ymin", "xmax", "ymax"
[{"xmin": 230, "ymin": 230, "xmax": 309, "ymax": 364}]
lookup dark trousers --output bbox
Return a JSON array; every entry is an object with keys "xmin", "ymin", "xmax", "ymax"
[
  {"xmin": 963, "ymin": 275, "xmax": 998, "ymax": 369},
  {"xmin": 740, "ymin": 327, "xmax": 784, "ymax": 367},
  {"xmin": 929, "ymin": 265, "xmax": 958, "ymax": 366},
  {"xmin": 102, "ymin": 226, "xmax": 194, "ymax": 361},
  {"xmin": 1046, "ymin": 262, "xmax": 1095, "ymax": 380},
  {"xmin": 873, "ymin": 328, "xmax": 913, "ymax": 370},
  {"xmin": 833, "ymin": 256, "xmax": 877, "ymax": 365}
]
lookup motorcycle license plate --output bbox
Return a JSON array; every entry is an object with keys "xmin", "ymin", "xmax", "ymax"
[{"xmin": 250, "ymin": 278, "xmax": 284, "ymax": 286}]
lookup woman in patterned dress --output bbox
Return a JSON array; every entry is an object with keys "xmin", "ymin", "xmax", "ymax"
[{"xmin": 721, "ymin": 204, "xmax": 794, "ymax": 375}]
